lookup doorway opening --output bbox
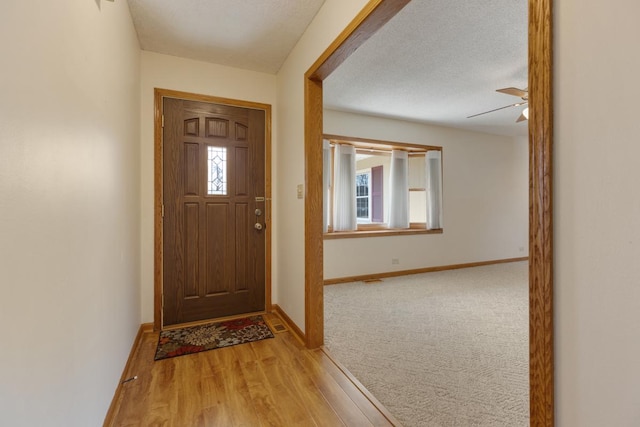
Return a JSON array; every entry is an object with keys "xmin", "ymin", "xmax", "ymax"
[{"xmin": 303, "ymin": 0, "xmax": 553, "ymax": 424}]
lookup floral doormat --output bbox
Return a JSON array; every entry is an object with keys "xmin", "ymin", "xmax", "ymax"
[{"xmin": 154, "ymin": 315, "xmax": 274, "ymax": 361}]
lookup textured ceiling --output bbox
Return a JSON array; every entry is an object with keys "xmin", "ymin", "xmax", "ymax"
[
  {"xmin": 127, "ymin": 0, "xmax": 326, "ymax": 74},
  {"xmin": 127, "ymin": 0, "xmax": 527, "ymax": 137},
  {"xmin": 324, "ymin": 0, "xmax": 528, "ymax": 137}
]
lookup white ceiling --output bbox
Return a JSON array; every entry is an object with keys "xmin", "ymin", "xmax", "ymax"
[
  {"xmin": 127, "ymin": 0, "xmax": 326, "ymax": 74},
  {"xmin": 324, "ymin": 0, "xmax": 528, "ymax": 137},
  {"xmin": 127, "ymin": 0, "xmax": 528, "ymax": 137}
]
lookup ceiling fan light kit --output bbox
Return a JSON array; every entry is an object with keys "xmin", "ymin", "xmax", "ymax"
[{"xmin": 468, "ymin": 87, "xmax": 529, "ymax": 122}]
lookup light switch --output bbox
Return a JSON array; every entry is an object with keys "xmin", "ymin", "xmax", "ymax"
[{"xmin": 296, "ymin": 184, "xmax": 304, "ymax": 199}]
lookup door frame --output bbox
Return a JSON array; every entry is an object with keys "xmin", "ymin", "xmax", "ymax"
[
  {"xmin": 154, "ymin": 88, "xmax": 272, "ymax": 331},
  {"xmin": 304, "ymin": 0, "xmax": 553, "ymax": 426}
]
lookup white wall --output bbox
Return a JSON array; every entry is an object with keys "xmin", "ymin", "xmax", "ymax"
[
  {"xmin": 275, "ymin": 0, "xmax": 371, "ymax": 331},
  {"xmin": 139, "ymin": 51, "xmax": 277, "ymax": 322},
  {"xmin": 555, "ymin": 1, "xmax": 640, "ymax": 425},
  {"xmin": 323, "ymin": 110, "xmax": 528, "ymax": 279},
  {"xmin": 0, "ymin": 1, "xmax": 141, "ymax": 425}
]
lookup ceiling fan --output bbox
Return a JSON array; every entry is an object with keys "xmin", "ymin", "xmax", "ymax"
[{"xmin": 468, "ymin": 87, "xmax": 529, "ymax": 122}]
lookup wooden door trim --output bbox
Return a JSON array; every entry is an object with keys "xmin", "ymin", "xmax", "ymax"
[
  {"xmin": 154, "ymin": 88, "xmax": 272, "ymax": 331},
  {"xmin": 528, "ymin": 0, "xmax": 554, "ymax": 424},
  {"xmin": 303, "ymin": 0, "xmax": 554, "ymax": 426},
  {"xmin": 304, "ymin": 0, "xmax": 411, "ymax": 351}
]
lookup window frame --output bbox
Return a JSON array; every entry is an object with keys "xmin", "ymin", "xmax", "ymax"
[
  {"xmin": 324, "ymin": 134, "xmax": 443, "ymax": 239},
  {"xmin": 355, "ymin": 168, "xmax": 372, "ymax": 223}
]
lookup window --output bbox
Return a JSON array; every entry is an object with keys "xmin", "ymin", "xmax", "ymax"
[
  {"xmin": 207, "ymin": 146, "xmax": 228, "ymax": 195},
  {"xmin": 356, "ymin": 170, "xmax": 371, "ymax": 222},
  {"xmin": 323, "ymin": 135, "xmax": 443, "ymax": 238}
]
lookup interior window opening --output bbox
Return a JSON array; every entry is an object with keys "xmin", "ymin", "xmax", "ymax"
[{"xmin": 323, "ymin": 135, "xmax": 443, "ymax": 237}]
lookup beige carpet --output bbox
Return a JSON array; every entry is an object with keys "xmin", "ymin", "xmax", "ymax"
[{"xmin": 324, "ymin": 262, "xmax": 529, "ymax": 427}]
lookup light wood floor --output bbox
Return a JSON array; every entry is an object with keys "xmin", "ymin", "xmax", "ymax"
[{"xmin": 106, "ymin": 313, "xmax": 398, "ymax": 426}]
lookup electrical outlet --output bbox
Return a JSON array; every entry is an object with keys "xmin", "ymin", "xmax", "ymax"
[
  {"xmin": 296, "ymin": 184, "xmax": 304, "ymax": 199},
  {"xmin": 391, "ymin": 258, "xmax": 400, "ymax": 265}
]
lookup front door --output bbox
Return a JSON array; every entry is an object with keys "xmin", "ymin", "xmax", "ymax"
[{"xmin": 162, "ymin": 97, "xmax": 266, "ymax": 326}]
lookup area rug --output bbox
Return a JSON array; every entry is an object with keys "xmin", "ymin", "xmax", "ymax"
[{"xmin": 154, "ymin": 315, "xmax": 274, "ymax": 360}]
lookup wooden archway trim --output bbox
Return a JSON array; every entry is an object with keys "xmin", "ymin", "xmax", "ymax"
[
  {"xmin": 528, "ymin": 0, "xmax": 555, "ymax": 424},
  {"xmin": 304, "ymin": 0, "xmax": 554, "ymax": 425},
  {"xmin": 303, "ymin": 0, "xmax": 411, "ymax": 349}
]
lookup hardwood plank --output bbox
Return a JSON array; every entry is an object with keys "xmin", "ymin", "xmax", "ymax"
[
  {"xmin": 278, "ymin": 333, "xmax": 377, "ymax": 427},
  {"xmin": 261, "ymin": 325, "xmax": 347, "ymax": 426},
  {"xmin": 174, "ymin": 355, "xmax": 208, "ymax": 425},
  {"xmin": 202, "ymin": 351, "xmax": 262, "ymax": 426},
  {"xmin": 312, "ymin": 349, "xmax": 401, "ymax": 427},
  {"xmin": 254, "ymin": 356, "xmax": 318, "ymax": 426},
  {"xmin": 104, "ymin": 323, "xmax": 153, "ymax": 426},
  {"xmin": 231, "ymin": 336, "xmax": 260, "ymax": 364},
  {"xmin": 238, "ymin": 358, "xmax": 292, "ymax": 426},
  {"xmin": 295, "ymin": 355, "xmax": 374, "ymax": 427},
  {"xmin": 267, "ymin": 354, "xmax": 346, "ymax": 427},
  {"xmin": 107, "ymin": 322, "xmax": 394, "ymax": 427}
]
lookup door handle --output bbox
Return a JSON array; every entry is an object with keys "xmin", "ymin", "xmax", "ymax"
[{"xmin": 254, "ymin": 223, "xmax": 263, "ymax": 230}]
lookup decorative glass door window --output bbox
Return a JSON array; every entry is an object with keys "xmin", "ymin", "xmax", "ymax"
[{"xmin": 207, "ymin": 146, "xmax": 227, "ymax": 195}]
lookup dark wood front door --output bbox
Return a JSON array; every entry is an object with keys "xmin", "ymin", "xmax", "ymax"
[{"xmin": 162, "ymin": 97, "xmax": 266, "ymax": 326}]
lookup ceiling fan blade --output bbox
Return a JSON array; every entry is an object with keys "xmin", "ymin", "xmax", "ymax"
[
  {"xmin": 467, "ymin": 102, "xmax": 527, "ymax": 119},
  {"xmin": 496, "ymin": 87, "xmax": 528, "ymax": 98}
]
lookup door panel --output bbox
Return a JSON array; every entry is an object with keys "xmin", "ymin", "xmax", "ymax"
[
  {"xmin": 205, "ymin": 203, "xmax": 228, "ymax": 295},
  {"xmin": 163, "ymin": 98, "xmax": 266, "ymax": 326},
  {"xmin": 184, "ymin": 203, "xmax": 199, "ymax": 298}
]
